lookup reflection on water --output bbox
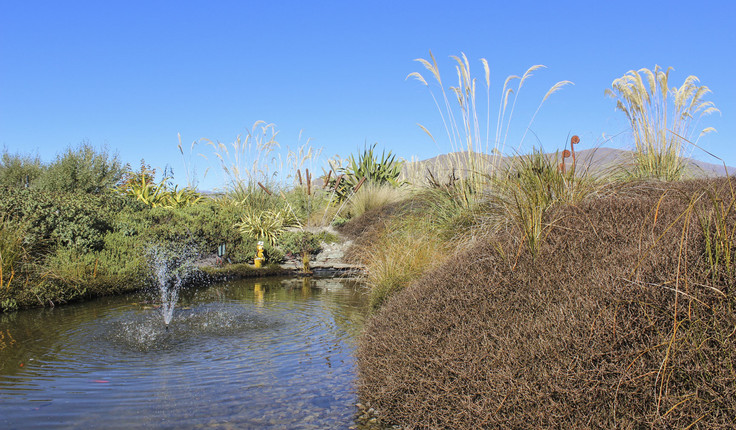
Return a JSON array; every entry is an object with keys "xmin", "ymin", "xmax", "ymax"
[{"xmin": 0, "ymin": 276, "xmax": 369, "ymax": 429}]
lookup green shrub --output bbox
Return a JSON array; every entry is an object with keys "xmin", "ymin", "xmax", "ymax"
[
  {"xmin": 0, "ymin": 149, "xmax": 44, "ymax": 189},
  {"xmin": 278, "ymin": 231, "xmax": 323, "ymax": 256},
  {"xmin": 36, "ymin": 142, "xmax": 125, "ymax": 194},
  {"xmin": 0, "ymin": 188, "xmax": 139, "ymax": 254}
]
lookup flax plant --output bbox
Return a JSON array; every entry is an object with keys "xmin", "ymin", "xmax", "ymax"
[
  {"xmin": 408, "ymin": 51, "xmax": 572, "ymax": 204},
  {"xmin": 605, "ymin": 66, "xmax": 719, "ymax": 181}
]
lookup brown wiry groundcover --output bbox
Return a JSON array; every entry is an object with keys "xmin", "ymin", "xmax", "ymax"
[{"xmin": 357, "ymin": 178, "xmax": 736, "ymax": 429}]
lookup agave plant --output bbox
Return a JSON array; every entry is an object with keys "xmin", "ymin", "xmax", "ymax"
[{"xmin": 328, "ymin": 143, "xmax": 404, "ymax": 202}]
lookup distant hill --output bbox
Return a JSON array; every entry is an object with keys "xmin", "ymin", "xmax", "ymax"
[{"xmin": 401, "ymin": 148, "xmax": 733, "ymax": 183}]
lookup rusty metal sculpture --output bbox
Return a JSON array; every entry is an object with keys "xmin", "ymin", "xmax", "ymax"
[
  {"xmin": 570, "ymin": 135, "xmax": 580, "ymax": 167},
  {"xmin": 559, "ymin": 149, "xmax": 571, "ymax": 174}
]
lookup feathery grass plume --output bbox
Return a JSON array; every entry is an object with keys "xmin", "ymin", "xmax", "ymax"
[
  {"xmin": 408, "ymin": 51, "xmax": 572, "ymax": 205},
  {"xmin": 177, "ymin": 133, "xmax": 209, "ymax": 189},
  {"xmin": 205, "ymin": 120, "xmax": 281, "ymax": 191},
  {"xmin": 605, "ymin": 65, "xmax": 719, "ymax": 181}
]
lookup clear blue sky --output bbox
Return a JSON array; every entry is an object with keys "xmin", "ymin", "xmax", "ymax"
[{"xmin": 1, "ymin": 0, "xmax": 734, "ymax": 190}]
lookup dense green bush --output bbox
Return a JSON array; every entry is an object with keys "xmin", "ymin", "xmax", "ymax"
[
  {"xmin": 0, "ymin": 149, "xmax": 44, "ymax": 189},
  {"xmin": 0, "ymin": 187, "xmax": 142, "ymax": 254},
  {"xmin": 278, "ymin": 231, "xmax": 338, "ymax": 256},
  {"xmin": 36, "ymin": 142, "xmax": 125, "ymax": 194}
]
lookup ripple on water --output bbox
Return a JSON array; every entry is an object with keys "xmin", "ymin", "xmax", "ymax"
[{"xmin": 0, "ymin": 277, "xmax": 370, "ymax": 429}]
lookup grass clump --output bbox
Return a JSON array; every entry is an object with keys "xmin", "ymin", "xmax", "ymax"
[
  {"xmin": 485, "ymin": 147, "xmax": 606, "ymax": 256},
  {"xmin": 606, "ymin": 65, "xmax": 719, "ymax": 181},
  {"xmin": 347, "ymin": 182, "xmax": 409, "ymax": 218}
]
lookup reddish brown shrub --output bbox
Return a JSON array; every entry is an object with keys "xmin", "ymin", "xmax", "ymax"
[{"xmin": 357, "ymin": 178, "xmax": 736, "ymax": 428}]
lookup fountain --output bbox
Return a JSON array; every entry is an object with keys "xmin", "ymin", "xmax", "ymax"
[{"xmin": 149, "ymin": 245, "xmax": 197, "ymax": 329}]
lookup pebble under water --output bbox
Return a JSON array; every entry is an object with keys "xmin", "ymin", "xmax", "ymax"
[{"xmin": 0, "ymin": 277, "xmax": 369, "ymax": 429}]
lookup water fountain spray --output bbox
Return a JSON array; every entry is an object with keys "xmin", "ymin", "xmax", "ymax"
[{"xmin": 150, "ymin": 245, "xmax": 197, "ymax": 329}]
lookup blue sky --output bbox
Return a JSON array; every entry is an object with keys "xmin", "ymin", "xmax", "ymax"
[{"xmin": 1, "ymin": 0, "xmax": 734, "ymax": 190}]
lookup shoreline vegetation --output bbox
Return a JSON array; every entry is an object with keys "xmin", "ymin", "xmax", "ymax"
[{"xmin": 2, "ymin": 55, "xmax": 733, "ymax": 426}]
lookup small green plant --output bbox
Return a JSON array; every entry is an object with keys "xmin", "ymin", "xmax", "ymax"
[
  {"xmin": 1, "ymin": 298, "xmax": 17, "ymax": 312},
  {"xmin": 606, "ymin": 65, "xmax": 719, "ymax": 181},
  {"xmin": 278, "ymin": 231, "xmax": 333, "ymax": 256}
]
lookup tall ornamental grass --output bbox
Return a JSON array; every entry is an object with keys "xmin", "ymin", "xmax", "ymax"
[
  {"xmin": 606, "ymin": 65, "xmax": 719, "ymax": 181},
  {"xmin": 408, "ymin": 51, "xmax": 571, "ymax": 204}
]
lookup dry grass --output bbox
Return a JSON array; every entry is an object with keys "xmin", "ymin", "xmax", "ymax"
[
  {"xmin": 347, "ymin": 182, "xmax": 409, "ymax": 218},
  {"xmin": 357, "ymin": 178, "xmax": 736, "ymax": 428}
]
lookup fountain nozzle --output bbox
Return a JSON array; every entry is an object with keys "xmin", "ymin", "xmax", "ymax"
[{"xmin": 165, "ymin": 323, "xmax": 169, "ymax": 331}]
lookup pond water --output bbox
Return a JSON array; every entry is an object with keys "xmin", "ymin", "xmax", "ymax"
[{"xmin": 0, "ymin": 276, "xmax": 369, "ymax": 429}]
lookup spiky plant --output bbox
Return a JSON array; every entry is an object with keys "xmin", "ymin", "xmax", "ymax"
[
  {"xmin": 328, "ymin": 144, "xmax": 405, "ymax": 202},
  {"xmin": 234, "ymin": 207, "xmax": 298, "ymax": 246},
  {"xmin": 605, "ymin": 65, "xmax": 719, "ymax": 181}
]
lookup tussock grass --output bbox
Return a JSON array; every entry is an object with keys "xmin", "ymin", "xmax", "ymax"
[
  {"xmin": 357, "ymin": 178, "xmax": 736, "ymax": 428},
  {"xmin": 606, "ymin": 66, "xmax": 719, "ymax": 181},
  {"xmin": 484, "ymin": 147, "xmax": 607, "ymax": 255},
  {"xmin": 347, "ymin": 182, "xmax": 409, "ymax": 218}
]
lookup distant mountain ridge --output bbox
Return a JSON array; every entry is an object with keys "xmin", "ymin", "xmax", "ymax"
[{"xmin": 401, "ymin": 148, "xmax": 733, "ymax": 182}]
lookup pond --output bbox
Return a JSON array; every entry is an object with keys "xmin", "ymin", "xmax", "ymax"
[{"xmin": 0, "ymin": 276, "xmax": 369, "ymax": 429}]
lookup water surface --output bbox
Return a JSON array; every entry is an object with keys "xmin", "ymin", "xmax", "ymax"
[{"xmin": 0, "ymin": 277, "xmax": 368, "ymax": 429}]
